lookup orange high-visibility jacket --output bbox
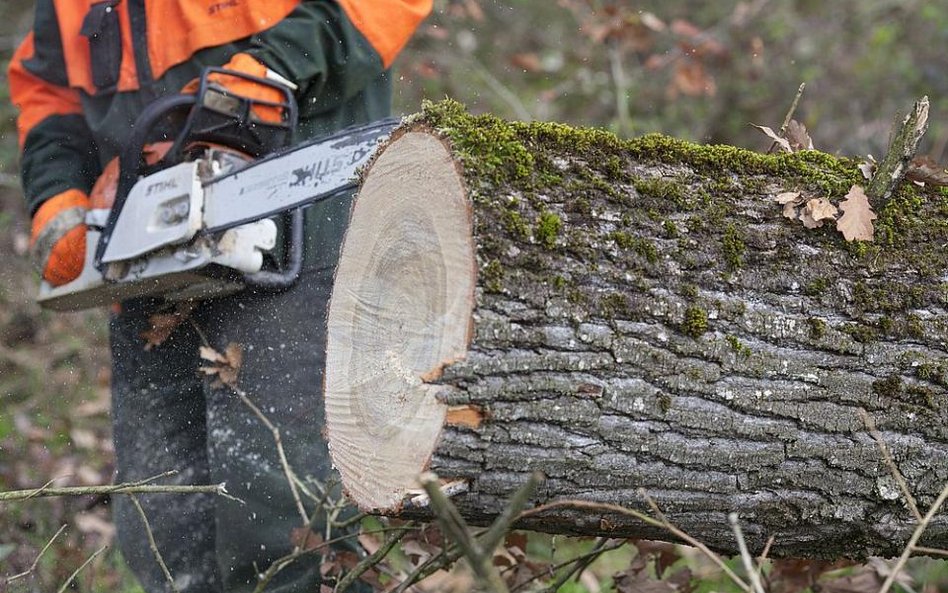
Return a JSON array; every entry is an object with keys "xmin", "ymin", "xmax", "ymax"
[{"xmin": 9, "ymin": 0, "xmax": 432, "ymax": 213}]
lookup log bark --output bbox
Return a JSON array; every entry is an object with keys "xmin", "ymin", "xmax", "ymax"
[{"xmin": 324, "ymin": 101, "xmax": 948, "ymax": 558}]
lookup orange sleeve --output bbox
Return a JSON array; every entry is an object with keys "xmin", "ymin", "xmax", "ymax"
[
  {"xmin": 335, "ymin": 0, "xmax": 433, "ymax": 68},
  {"xmin": 8, "ymin": 33, "xmax": 84, "ymax": 149}
]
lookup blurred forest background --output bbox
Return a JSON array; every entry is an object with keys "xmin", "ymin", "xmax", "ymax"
[{"xmin": 2, "ymin": 0, "xmax": 948, "ymax": 591}]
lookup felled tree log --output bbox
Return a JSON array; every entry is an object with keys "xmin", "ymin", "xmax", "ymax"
[{"xmin": 324, "ymin": 101, "xmax": 948, "ymax": 557}]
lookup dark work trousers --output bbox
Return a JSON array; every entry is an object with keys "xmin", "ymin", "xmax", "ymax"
[{"xmin": 109, "ymin": 193, "xmax": 356, "ymax": 593}]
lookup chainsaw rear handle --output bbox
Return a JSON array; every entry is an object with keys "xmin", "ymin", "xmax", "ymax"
[{"xmin": 94, "ymin": 65, "xmax": 303, "ymax": 290}]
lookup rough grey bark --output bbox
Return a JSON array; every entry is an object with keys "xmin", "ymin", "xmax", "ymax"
[{"xmin": 331, "ymin": 102, "xmax": 948, "ymax": 558}]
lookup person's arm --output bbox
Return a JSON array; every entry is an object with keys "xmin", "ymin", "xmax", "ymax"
[
  {"xmin": 9, "ymin": 32, "xmax": 100, "ymax": 214},
  {"xmin": 9, "ymin": 28, "xmax": 100, "ymax": 285},
  {"xmin": 244, "ymin": 0, "xmax": 432, "ymax": 114}
]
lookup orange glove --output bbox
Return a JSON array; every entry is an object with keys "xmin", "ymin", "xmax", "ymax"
[
  {"xmin": 182, "ymin": 53, "xmax": 289, "ymax": 124},
  {"xmin": 30, "ymin": 189, "xmax": 90, "ymax": 287}
]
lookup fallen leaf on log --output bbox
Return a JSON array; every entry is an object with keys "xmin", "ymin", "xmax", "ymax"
[
  {"xmin": 836, "ymin": 184, "xmax": 877, "ymax": 241},
  {"xmin": 753, "ymin": 124, "xmax": 792, "ymax": 153},
  {"xmin": 801, "ymin": 197, "xmax": 839, "ymax": 228},
  {"xmin": 905, "ymin": 155, "xmax": 948, "ymax": 187},
  {"xmin": 786, "ymin": 119, "xmax": 814, "ymax": 151}
]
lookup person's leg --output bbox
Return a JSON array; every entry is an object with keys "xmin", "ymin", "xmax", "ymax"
[
  {"xmin": 202, "ymin": 195, "xmax": 358, "ymax": 592},
  {"xmin": 111, "ymin": 298, "xmax": 222, "ymax": 593}
]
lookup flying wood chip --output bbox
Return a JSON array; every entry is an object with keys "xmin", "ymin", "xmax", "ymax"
[{"xmin": 836, "ymin": 185, "xmax": 877, "ymax": 242}]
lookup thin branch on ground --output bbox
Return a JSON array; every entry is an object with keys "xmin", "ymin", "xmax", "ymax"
[
  {"xmin": 130, "ymin": 495, "xmax": 179, "ymax": 593},
  {"xmin": 728, "ymin": 513, "xmax": 766, "ymax": 593},
  {"xmin": 520, "ymin": 495, "xmax": 752, "ymax": 593},
  {"xmin": 755, "ymin": 535, "xmax": 775, "ymax": 585},
  {"xmin": 420, "ymin": 471, "xmax": 542, "ymax": 593},
  {"xmin": 231, "ymin": 384, "xmax": 309, "ymax": 527},
  {"xmin": 878, "ymin": 481, "xmax": 948, "ymax": 593},
  {"xmin": 535, "ymin": 537, "xmax": 620, "ymax": 593},
  {"xmin": 334, "ymin": 524, "xmax": 414, "ymax": 593},
  {"xmin": 0, "ymin": 482, "xmax": 230, "ymax": 503},
  {"xmin": 6, "ymin": 523, "xmax": 67, "ymax": 583},
  {"xmin": 859, "ymin": 408, "xmax": 922, "ymax": 522},
  {"xmin": 390, "ymin": 543, "xmax": 466, "ymax": 593},
  {"xmin": 55, "ymin": 545, "xmax": 107, "ymax": 593},
  {"xmin": 911, "ymin": 546, "xmax": 948, "ymax": 558}
]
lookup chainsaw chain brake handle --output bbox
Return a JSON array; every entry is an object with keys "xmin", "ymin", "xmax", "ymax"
[{"xmin": 94, "ymin": 66, "xmax": 304, "ymax": 290}]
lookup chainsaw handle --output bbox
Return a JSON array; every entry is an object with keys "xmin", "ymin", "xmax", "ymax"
[{"xmin": 94, "ymin": 93, "xmax": 197, "ymax": 271}]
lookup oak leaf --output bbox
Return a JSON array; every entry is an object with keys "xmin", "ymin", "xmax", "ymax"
[
  {"xmin": 753, "ymin": 124, "xmax": 791, "ymax": 153},
  {"xmin": 785, "ymin": 119, "xmax": 814, "ymax": 151},
  {"xmin": 836, "ymin": 185, "xmax": 877, "ymax": 241},
  {"xmin": 905, "ymin": 155, "xmax": 948, "ymax": 187},
  {"xmin": 774, "ymin": 191, "xmax": 803, "ymax": 220},
  {"xmin": 800, "ymin": 197, "xmax": 838, "ymax": 228}
]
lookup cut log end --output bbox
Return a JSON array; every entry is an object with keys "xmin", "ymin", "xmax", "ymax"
[{"xmin": 325, "ymin": 130, "xmax": 475, "ymax": 511}]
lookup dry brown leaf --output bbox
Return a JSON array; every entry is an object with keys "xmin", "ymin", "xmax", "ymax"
[
  {"xmin": 775, "ymin": 191, "xmax": 803, "ymax": 220},
  {"xmin": 775, "ymin": 191, "xmax": 803, "ymax": 204},
  {"xmin": 141, "ymin": 302, "xmax": 196, "ymax": 351},
  {"xmin": 785, "ymin": 119, "xmax": 814, "ymax": 151},
  {"xmin": 199, "ymin": 342, "xmax": 243, "ymax": 388},
  {"xmin": 905, "ymin": 155, "xmax": 948, "ymax": 186},
  {"xmin": 858, "ymin": 158, "xmax": 876, "ymax": 181},
  {"xmin": 800, "ymin": 209, "xmax": 821, "ymax": 229},
  {"xmin": 753, "ymin": 124, "xmax": 791, "ymax": 152},
  {"xmin": 783, "ymin": 201, "xmax": 800, "ymax": 220},
  {"xmin": 801, "ymin": 197, "xmax": 838, "ymax": 228},
  {"xmin": 836, "ymin": 184, "xmax": 877, "ymax": 241},
  {"xmin": 290, "ymin": 527, "xmax": 324, "ymax": 552}
]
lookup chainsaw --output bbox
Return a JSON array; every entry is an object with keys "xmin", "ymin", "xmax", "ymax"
[{"xmin": 38, "ymin": 67, "xmax": 397, "ymax": 311}]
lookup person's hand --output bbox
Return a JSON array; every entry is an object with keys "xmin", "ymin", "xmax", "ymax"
[
  {"xmin": 182, "ymin": 53, "xmax": 291, "ymax": 124},
  {"xmin": 30, "ymin": 189, "xmax": 90, "ymax": 286}
]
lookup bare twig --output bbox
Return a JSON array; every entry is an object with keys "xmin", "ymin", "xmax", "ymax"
[
  {"xmin": 728, "ymin": 513, "xmax": 766, "ymax": 593},
  {"xmin": 334, "ymin": 524, "xmax": 414, "ymax": 592},
  {"xmin": 130, "ymin": 495, "xmax": 179, "ymax": 593},
  {"xmin": 391, "ymin": 545, "xmax": 464, "ymax": 593},
  {"xmin": 0, "ymin": 482, "xmax": 229, "ymax": 502},
  {"xmin": 231, "ymin": 385, "xmax": 309, "ymax": 527},
  {"xmin": 420, "ymin": 472, "xmax": 508, "ymax": 592},
  {"xmin": 641, "ymin": 492, "xmax": 751, "ymax": 593},
  {"xmin": 859, "ymin": 408, "xmax": 922, "ymax": 522},
  {"xmin": 878, "ymin": 482, "xmax": 948, "ymax": 593},
  {"xmin": 536, "ymin": 537, "xmax": 620, "ymax": 593},
  {"xmin": 520, "ymin": 496, "xmax": 752, "ymax": 593},
  {"xmin": 767, "ymin": 82, "xmax": 806, "ymax": 153},
  {"xmin": 420, "ymin": 472, "xmax": 541, "ymax": 593},
  {"xmin": 866, "ymin": 96, "xmax": 929, "ymax": 208},
  {"xmin": 6, "ymin": 523, "xmax": 67, "ymax": 582},
  {"xmin": 56, "ymin": 545, "xmax": 107, "ymax": 593},
  {"xmin": 911, "ymin": 546, "xmax": 948, "ymax": 558},
  {"xmin": 755, "ymin": 535, "xmax": 775, "ymax": 585}
]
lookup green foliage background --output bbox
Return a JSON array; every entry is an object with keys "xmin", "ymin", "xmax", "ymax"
[{"xmin": 1, "ymin": 1, "xmax": 947, "ymax": 591}]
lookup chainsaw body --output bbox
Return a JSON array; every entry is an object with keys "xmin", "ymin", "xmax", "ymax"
[{"xmin": 38, "ymin": 67, "xmax": 396, "ymax": 311}]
